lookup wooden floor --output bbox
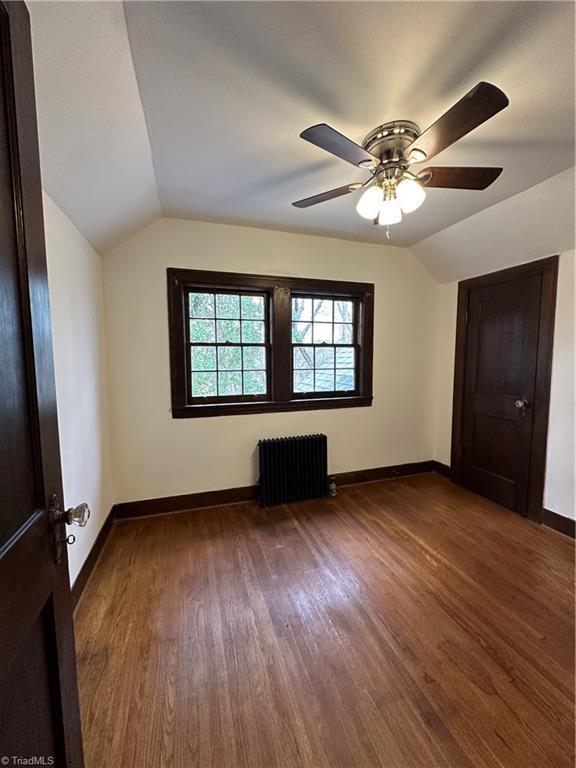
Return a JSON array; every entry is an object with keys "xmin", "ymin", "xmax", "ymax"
[{"xmin": 75, "ymin": 474, "xmax": 575, "ymax": 768}]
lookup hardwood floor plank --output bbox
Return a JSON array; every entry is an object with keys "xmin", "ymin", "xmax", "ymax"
[{"xmin": 75, "ymin": 475, "xmax": 575, "ymax": 768}]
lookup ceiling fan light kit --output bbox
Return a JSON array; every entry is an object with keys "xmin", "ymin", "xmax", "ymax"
[
  {"xmin": 293, "ymin": 82, "xmax": 509, "ymax": 234},
  {"xmin": 357, "ymin": 169, "xmax": 425, "ymax": 227}
]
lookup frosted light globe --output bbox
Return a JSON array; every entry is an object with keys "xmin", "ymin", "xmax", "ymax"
[
  {"xmin": 356, "ymin": 186, "xmax": 384, "ymax": 220},
  {"xmin": 396, "ymin": 178, "xmax": 426, "ymax": 213},
  {"xmin": 378, "ymin": 199, "xmax": 402, "ymax": 225}
]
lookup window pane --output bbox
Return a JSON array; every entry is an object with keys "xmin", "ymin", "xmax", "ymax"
[
  {"xmin": 241, "ymin": 295, "xmax": 264, "ymax": 319},
  {"xmin": 334, "ymin": 323, "xmax": 353, "ymax": 344},
  {"xmin": 218, "ymin": 346, "xmax": 242, "ymax": 370},
  {"xmin": 313, "ymin": 298, "xmax": 333, "ymax": 322},
  {"xmin": 293, "ymin": 346, "xmax": 314, "ymax": 369},
  {"xmin": 243, "ymin": 346, "xmax": 266, "ymax": 370},
  {"xmin": 336, "ymin": 370, "xmax": 355, "ymax": 391},
  {"xmin": 190, "ymin": 319, "xmax": 215, "ymax": 343},
  {"xmin": 291, "ymin": 292, "xmax": 359, "ymax": 400},
  {"xmin": 192, "ymin": 371, "xmax": 217, "ymax": 397},
  {"xmin": 334, "ymin": 300, "xmax": 353, "ymax": 323},
  {"xmin": 315, "ymin": 347, "xmax": 334, "ymax": 369},
  {"xmin": 292, "ymin": 322, "xmax": 313, "ymax": 343},
  {"xmin": 189, "ymin": 292, "xmax": 214, "ymax": 318},
  {"xmin": 315, "ymin": 369, "xmax": 334, "ymax": 392},
  {"xmin": 243, "ymin": 370, "xmax": 266, "ymax": 395},
  {"xmin": 336, "ymin": 348, "xmax": 355, "ymax": 369},
  {"xmin": 294, "ymin": 370, "xmax": 313, "ymax": 393},
  {"xmin": 191, "ymin": 345, "xmax": 216, "ymax": 371},
  {"xmin": 216, "ymin": 319, "xmax": 241, "ymax": 343},
  {"xmin": 292, "ymin": 297, "xmax": 312, "ymax": 321},
  {"xmin": 216, "ymin": 294, "xmax": 240, "ymax": 318},
  {"xmin": 313, "ymin": 323, "xmax": 332, "ymax": 344},
  {"xmin": 218, "ymin": 371, "xmax": 242, "ymax": 396},
  {"xmin": 242, "ymin": 320, "xmax": 265, "ymax": 344}
]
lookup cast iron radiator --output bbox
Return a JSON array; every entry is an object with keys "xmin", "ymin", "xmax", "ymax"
[{"xmin": 258, "ymin": 434, "xmax": 329, "ymax": 507}]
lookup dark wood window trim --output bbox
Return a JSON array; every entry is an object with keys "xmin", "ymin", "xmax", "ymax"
[
  {"xmin": 450, "ymin": 255, "xmax": 559, "ymax": 523},
  {"xmin": 168, "ymin": 268, "xmax": 374, "ymax": 418}
]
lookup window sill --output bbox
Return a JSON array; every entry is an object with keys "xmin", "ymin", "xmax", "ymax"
[{"xmin": 171, "ymin": 395, "xmax": 373, "ymax": 418}]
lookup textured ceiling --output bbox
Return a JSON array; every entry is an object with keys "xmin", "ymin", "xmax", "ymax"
[
  {"xmin": 29, "ymin": 1, "xmax": 161, "ymax": 252},
  {"xmin": 29, "ymin": 1, "xmax": 575, "ymax": 253},
  {"xmin": 124, "ymin": 0, "xmax": 575, "ymax": 247},
  {"xmin": 412, "ymin": 167, "xmax": 575, "ymax": 283}
]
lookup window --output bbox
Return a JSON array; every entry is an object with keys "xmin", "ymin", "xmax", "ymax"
[
  {"xmin": 189, "ymin": 291, "xmax": 269, "ymax": 401},
  {"xmin": 168, "ymin": 269, "xmax": 373, "ymax": 417},
  {"xmin": 292, "ymin": 297, "xmax": 356, "ymax": 396}
]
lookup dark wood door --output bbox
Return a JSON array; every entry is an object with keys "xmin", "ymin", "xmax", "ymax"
[
  {"xmin": 462, "ymin": 276, "xmax": 541, "ymax": 511},
  {"xmin": 453, "ymin": 257, "xmax": 558, "ymax": 518},
  {"xmin": 0, "ymin": 3, "xmax": 84, "ymax": 766}
]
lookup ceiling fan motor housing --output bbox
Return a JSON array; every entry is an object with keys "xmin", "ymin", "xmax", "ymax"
[{"xmin": 362, "ymin": 120, "xmax": 421, "ymax": 164}]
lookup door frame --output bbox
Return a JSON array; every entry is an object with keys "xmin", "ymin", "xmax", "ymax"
[{"xmin": 450, "ymin": 255, "xmax": 559, "ymax": 522}]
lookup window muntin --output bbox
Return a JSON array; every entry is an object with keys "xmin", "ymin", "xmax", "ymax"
[
  {"xmin": 187, "ymin": 290, "xmax": 269, "ymax": 401},
  {"xmin": 291, "ymin": 296, "xmax": 356, "ymax": 395}
]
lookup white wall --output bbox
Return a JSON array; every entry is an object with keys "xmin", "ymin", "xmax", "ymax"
[
  {"xmin": 44, "ymin": 192, "xmax": 115, "ymax": 584},
  {"xmin": 432, "ymin": 250, "xmax": 575, "ymax": 521},
  {"xmin": 544, "ymin": 251, "xmax": 575, "ymax": 519},
  {"xmin": 432, "ymin": 281, "xmax": 458, "ymax": 466},
  {"xmin": 103, "ymin": 219, "xmax": 438, "ymax": 503}
]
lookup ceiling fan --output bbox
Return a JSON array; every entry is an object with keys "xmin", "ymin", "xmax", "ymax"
[{"xmin": 292, "ymin": 82, "xmax": 509, "ymax": 232}]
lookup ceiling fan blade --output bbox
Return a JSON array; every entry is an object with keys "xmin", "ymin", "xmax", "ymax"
[
  {"xmin": 408, "ymin": 82, "xmax": 509, "ymax": 162},
  {"xmin": 300, "ymin": 124, "xmax": 379, "ymax": 168},
  {"xmin": 292, "ymin": 183, "xmax": 362, "ymax": 208},
  {"xmin": 421, "ymin": 166, "xmax": 503, "ymax": 189}
]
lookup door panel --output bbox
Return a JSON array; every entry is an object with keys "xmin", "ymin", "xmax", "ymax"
[
  {"xmin": 0, "ymin": 45, "xmax": 39, "ymax": 543},
  {"xmin": 453, "ymin": 257, "xmax": 558, "ymax": 520},
  {"xmin": 0, "ymin": 3, "xmax": 84, "ymax": 765},
  {"xmin": 1, "ymin": 606, "xmax": 60, "ymax": 760},
  {"xmin": 471, "ymin": 412, "xmax": 518, "ymax": 478},
  {"xmin": 474, "ymin": 293, "xmax": 526, "ymax": 394}
]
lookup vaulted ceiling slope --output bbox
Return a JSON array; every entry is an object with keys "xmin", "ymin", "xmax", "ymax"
[
  {"xmin": 413, "ymin": 167, "xmax": 575, "ymax": 283},
  {"xmin": 29, "ymin": 1, "xmax": 162, "ymax": 252},
  {"xmin": 29, "ymin": 1, "xmax": 574, "ymax": 256}
]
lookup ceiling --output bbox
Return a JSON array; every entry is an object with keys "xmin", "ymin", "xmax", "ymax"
[
  {"xmin": 29, "ymin": 1, "xmax": 575, "ymax": 253},
  {"xmin": 412, "ymin": 167, "xmax": 575, "ymax": 283},
  {"xmin": 29, "ymin": 1, "xmax": 161, "ymax": 253}
]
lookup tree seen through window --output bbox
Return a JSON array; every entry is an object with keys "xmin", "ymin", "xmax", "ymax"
[
  {"xmin": 189, "ymin": 291, "xmax": 268, "ymax": 399},
  {"xmin": 291, "ymin": 297, "xmax": 356, "ymax": 394}
]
